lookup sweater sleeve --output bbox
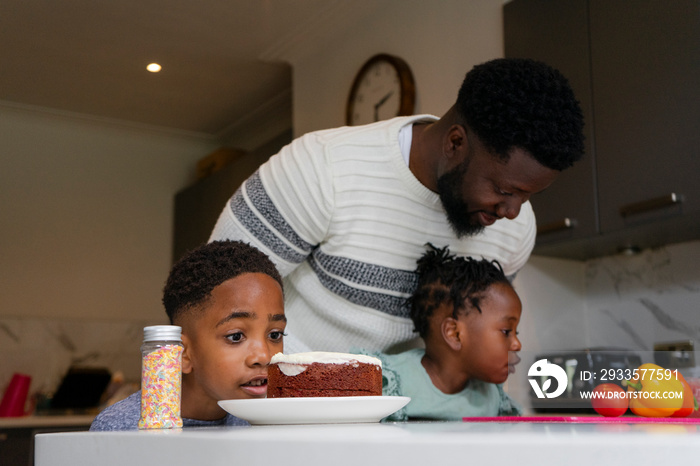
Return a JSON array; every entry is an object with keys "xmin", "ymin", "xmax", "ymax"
[
  {"xmin": 89, "ymin": 392, "xmax": 141, "ymax": 431},
  {"xmin": 209, "ymin": 132, "xmax": 334, "ymax": 277}
]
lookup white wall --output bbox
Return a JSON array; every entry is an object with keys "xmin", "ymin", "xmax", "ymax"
[
  {"xmin": 291, "ymin": 0, "xmax": 509, "ymax": 136},
  {"xmin": 0, "ymin": 105, "xmax": 217, "ymax": 323}
]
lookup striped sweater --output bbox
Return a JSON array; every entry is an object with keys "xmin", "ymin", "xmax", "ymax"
[{"xmin": 210, "ymin": 116, "xmax": 536, "ymax": 353}]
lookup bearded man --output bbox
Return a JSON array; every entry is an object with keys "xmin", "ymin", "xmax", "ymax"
[{"xmin": 209, "ymin": 58, "xmax": 584, "ymax": 354}]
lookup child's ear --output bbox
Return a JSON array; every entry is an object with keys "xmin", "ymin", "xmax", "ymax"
[
  {"xmin": 441, "ymin": 317, "xmax": 463, "ymax": 351},
  {"xmin": 181, "ymin": 334, "xmax": 193, "ymax": 374}
]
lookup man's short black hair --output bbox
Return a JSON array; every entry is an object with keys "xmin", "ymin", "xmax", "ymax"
[
  {"xmin": 408, "ymin": 244, "xmax": 512, "ymax": 339},
  {"xmin": 163, "ymin": 240, "xmax": 283, "ymax": 324},
  {"xmin": 456, "ymin": 58, "xmax": 584, "ymax": 171}
]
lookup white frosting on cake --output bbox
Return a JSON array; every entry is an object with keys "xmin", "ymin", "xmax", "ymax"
[
  {"xmin": 276, "ymin": 363, "xmax": 308, "ymax": 376},
  {"xmin": 270, "ymin": 351, "xmax": 382, "ymax": 368}
]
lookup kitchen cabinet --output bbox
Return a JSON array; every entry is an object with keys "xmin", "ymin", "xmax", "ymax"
[
  {"xmin": 504, "ymin": 0, "xmax": 700, "ymax": 260},
  {"xmin": 172, "ymin": 131, "xmax": 291, "ymax": 263},
  {"xmin": 0, "ymin": 416, "xmax": 94, "ymax": 466}
]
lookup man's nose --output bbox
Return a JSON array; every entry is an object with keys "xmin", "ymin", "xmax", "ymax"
[{"xmin": 496, "ymin": 198, "xmax": 521, "ymax": 219}]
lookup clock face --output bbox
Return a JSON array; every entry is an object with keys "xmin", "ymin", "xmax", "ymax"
[{"xmin": 346, "ymin": 54, "xmax": 415, "ymax": 126}]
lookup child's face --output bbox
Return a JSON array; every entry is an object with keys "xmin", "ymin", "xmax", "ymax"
[
  {"xmin": 460, "ymin": 282, "xmax": 522, "ymax": 384},
  {"xmin": 181, "ymin": 272, "xmax": 286, "ymax": 408}
]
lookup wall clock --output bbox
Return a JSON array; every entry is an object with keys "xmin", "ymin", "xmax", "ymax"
[{"xmin": 346, "ymin": 54, "xmax": 415, "ymax": 126}]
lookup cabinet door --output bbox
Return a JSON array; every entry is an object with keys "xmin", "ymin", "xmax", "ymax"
[
  {"xmin": 504, "ymin": 0, "xmax": 599, "ymax": 246},
  {"xmin": 590, "ymin": 0, "xmax": 700, "ymax": 232}
]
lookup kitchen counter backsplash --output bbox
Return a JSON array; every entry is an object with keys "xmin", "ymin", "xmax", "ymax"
[
  {"xmin": 0, "ymin": 316, "xmax": 162, "ymax": 410},
  {"xmin": 502, "ymin": 239, "xmax": 699, "ymax": 413},
  {"xmin": 585, "ymin": 239, "xmax": 699, "ymax": 356}
]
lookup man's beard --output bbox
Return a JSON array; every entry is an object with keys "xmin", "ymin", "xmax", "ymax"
[{"xmin": 437, "ymin": 162, "xmax": 484, "ymax": 238}]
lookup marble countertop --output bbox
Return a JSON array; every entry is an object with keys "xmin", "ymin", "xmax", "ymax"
[{"xmin": 35, "ymin": 420, "xmax": 700, "ymax": 466}]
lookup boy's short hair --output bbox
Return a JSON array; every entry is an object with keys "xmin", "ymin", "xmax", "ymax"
[
  {"xmin": 456, "ymin": 58, "xmax": 584, "ymax": 171},
  {"xmin": 408, "ymin": 244, "xmax": 511, "ymax": 339},
  {"xmin": 163, "ymin": 240, "xmax": 283, "ymax": 324}
]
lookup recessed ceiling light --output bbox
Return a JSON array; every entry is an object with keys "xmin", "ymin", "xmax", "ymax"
[{"xmin": 146, "ymin": 63, "xmax": 162, "ymax": 73}]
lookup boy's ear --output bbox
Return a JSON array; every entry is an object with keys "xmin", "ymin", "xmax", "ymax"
[
  {"xmin": 181, "ymin": 333, "xmax": 193, "ymax": 374},
  {"xmin": 441, "ymin": 317, "xmax": 463, "ymax": 351}
]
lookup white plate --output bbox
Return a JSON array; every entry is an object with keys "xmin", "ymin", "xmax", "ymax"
[{"xmin": 218, "ymin": 396, "xmax": 410, "ymax": 425}]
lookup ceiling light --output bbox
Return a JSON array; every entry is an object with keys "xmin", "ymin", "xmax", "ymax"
[{"xmin": 146, "ymin": 63, "xmax": 162, "ymax": 73}]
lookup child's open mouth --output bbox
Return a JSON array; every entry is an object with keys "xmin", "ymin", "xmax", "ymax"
[
  {"xmin": 245, "ymin": 379, "xmax": 267, "ymax": 386},
  {"xmin": 241, "ymin": 378, "xmax": 268, "ymax": 397}
]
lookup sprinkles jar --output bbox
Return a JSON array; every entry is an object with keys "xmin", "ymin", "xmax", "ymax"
[{"xmin": 138, "ymin": 325, "xmax": 184, "ymax": 429}]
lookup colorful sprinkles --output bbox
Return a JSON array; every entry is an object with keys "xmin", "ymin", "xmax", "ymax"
[{"xmin": 138, "ymin": 344, "xmax": 184, "ymax": 429}]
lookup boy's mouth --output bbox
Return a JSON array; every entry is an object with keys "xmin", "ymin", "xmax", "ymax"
[
  {"xmin": 244, "ymin": 379, "xmax": 267, "ymax": 387},
  {"xmin": 508, "ymin": 354, "xmax": 521, "ymax": 373},
  {"xmin": 241, "ymin": 377, "xmax": 268, "ymax": 397}
]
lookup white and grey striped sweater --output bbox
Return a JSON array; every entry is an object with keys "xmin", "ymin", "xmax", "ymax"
[{"xmin": 210, "ymin": 116, "xmax": 536, "ymax": 354}]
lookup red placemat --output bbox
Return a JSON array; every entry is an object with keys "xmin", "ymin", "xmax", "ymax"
[{"xmin": 463, "ymin": 416, "xmax": 700, "ymax": 424}]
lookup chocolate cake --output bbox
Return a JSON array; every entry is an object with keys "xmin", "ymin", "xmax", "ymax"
[{"xmin": 267, "ymin": 351, "xmax": 382, "ymax": 398}]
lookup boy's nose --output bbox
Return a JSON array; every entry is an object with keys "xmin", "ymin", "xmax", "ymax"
[
  {"xmin": 246, "ymin": 341, "xmax": 272, "ymax": 366},
  {"xmin": 511, "ymin": 335, "xmax": 522, "ymax": 352}
]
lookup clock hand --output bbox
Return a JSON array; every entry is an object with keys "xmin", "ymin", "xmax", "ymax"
[{"xmin": 373, "ymin": 91, "xmax": 394, "ymax": 121}]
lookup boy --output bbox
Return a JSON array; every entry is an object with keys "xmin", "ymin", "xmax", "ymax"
[
  {"xmin": 359, "ymin": 244, "xmax": 523, "ymax": 421},
  {"xmin": 90, "ymin": 240, "xmax": 286, "ymax": 430}
]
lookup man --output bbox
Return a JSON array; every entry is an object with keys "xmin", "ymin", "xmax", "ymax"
[{"xmin": 209, "ymin": 58, "xmax": 584, "ymax": 354}]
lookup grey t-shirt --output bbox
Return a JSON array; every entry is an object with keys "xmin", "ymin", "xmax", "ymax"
[{"xmin": 89, "ymin": 391, "xmax": 249, "ymax": 431}]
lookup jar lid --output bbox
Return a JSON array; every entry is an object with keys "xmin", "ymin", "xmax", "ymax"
[{"xmin": 143, "ymin": 325, "xmax": 182, "ymax": 342}]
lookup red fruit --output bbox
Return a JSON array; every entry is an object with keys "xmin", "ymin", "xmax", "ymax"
[{"xmin": 591, "ymin": 383, "xmax": 628, "ymax": 417}]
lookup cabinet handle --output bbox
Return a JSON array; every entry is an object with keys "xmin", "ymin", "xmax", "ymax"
[
  {"xmin": 537, "ymin": 217, "xmax": 576, "ymax": 235},
  {"xmin": 619, "ymin": 193, "xmax": 683, "ymax": 218}
]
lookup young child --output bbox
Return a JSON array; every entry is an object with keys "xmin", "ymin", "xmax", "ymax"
[
  {"xmin": 90, "ymin": 240, "xmax": 286, "ymax": 430},
  {"xmin": 360, "ymin": 244, "xmax": 523, "ymax": 421}
]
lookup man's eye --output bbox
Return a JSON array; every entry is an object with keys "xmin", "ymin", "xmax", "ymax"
[
  {"xmin": 502, "ymin": 329, "xmax": 512, "ymax": 336},
  {"xmin": 226, "ymin": 332, "xmax": 244, "ymax": 343},
  {"xmin": 498, "ymin": 188, "xmax": 512, "ymax": 196}
]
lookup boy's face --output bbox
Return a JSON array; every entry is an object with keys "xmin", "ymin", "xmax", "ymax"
[
  {"xmin": 181, "ymin": 272, "xmax": 285, "ymax": 414},
  {"xmin": 460, "ymin": 282, "xmax": 522, "ymax": 384}
]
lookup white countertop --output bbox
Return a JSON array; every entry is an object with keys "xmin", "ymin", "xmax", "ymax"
[{"xmin": 35, "ymin": 420, "xmax": 700, "ymax": 466}]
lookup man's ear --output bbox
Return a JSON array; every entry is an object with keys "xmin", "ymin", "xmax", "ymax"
[
  {"xmin": 181, "ymin": 333, "xmax": 193, "ymax": 374},
  {"xmin": 441, "ymin": 316, "xmax": 463, "ymax": 351},
  {"xmin": 443, "ymin": 124, "xmax": 468, "ymax": 161}
]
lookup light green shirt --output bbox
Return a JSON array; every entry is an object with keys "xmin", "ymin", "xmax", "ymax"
[{"xmin": 361, "ymin": 348, "xmax": 522, "ymax": 421}]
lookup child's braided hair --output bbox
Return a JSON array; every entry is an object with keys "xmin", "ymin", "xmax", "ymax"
[{"xmin": 408, "ymin": 243, "xmax": 511, "ymax": 339}]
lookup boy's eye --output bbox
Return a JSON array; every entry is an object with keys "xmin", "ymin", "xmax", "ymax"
[
  {"xmin": 226, "ymin": 332, "xmax": 244, "ymax": 343},
  {"xmin": 269, "ymin": 331, "xmax": 287, "ymax": 342}
]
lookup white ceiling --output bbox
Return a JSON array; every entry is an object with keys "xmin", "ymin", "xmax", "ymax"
[{"xmin": 1, "ymin": 0, "xmax": 371, "ymax": 141}]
